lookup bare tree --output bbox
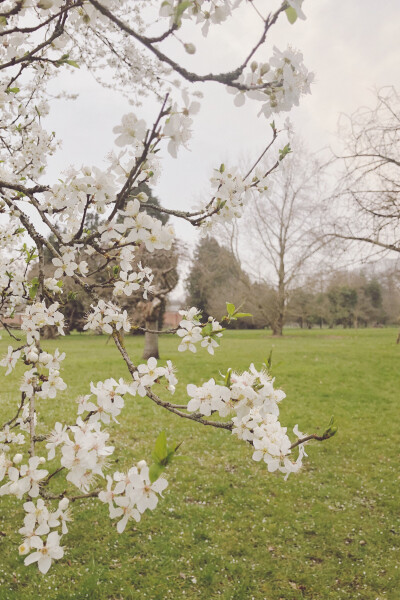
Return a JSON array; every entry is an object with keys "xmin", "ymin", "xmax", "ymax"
[
  {"xmin": 331, "ymin": 86, "xmax": 400, "ymax": 255},
  {"xmin": 238, "ymin": 140, "xmax": 327, "ymax": 335}
]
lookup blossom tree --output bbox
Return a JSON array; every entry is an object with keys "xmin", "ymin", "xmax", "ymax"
[{"xmin": 0, "ymin": 0, "xmax": 336, "ymax": 574}]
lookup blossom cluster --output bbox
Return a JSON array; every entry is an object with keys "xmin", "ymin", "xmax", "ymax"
[
  {"xmin": 84, "ymin": 300, "xmax": 131, "ymax": 335},
  {"xmin": 98, "ymin": 461, "xmax": 168, "ymax": 533},
  {"xmin": 177, "ymin": 307, "xmax": 223, "ymax": 354},
  {"xmin": 21, "ymin": 347, "xmax": 67, "ymax": 401},
  {"xmin": 159, "ymin": 0, "xmax": 246, "ymax": 36},
  {"xmin": 52, "ymin": 248, "xmax": 88, "ymax": 280},
  {"xmin": 187, "ymin": 364, "xmax": 307, "ymax": 478},
  {"xmin": 21, "ymin": 302, "xmax": 65, "ymax": 346},
  {"xmin": 59, "ymin": 419, "xmax": 115, "ymax": 492},
  {"xmin": 111, "ymin": 197, "xmax": 175, "ymax": 253},
  {"xmin": 0, "ymin": 219, "xmax": 31, "ymax": 316},
  {"xmin": 19, "ymin": 497, "xmax": 71, "ymax": 574},
  {"xmin": 0, "ymin": 455, "xmax": 48, "ymax": 500},
  {"xmin": 0, "ymin": 425, "xmax": 25, "ymax": 452},
  {"xmin": 0, "ymin": 350, "xmax": 181, "ymax": 572},
  {"xmin": 227, "ymin": 47, "xmax": 313, "ymax": 119}
]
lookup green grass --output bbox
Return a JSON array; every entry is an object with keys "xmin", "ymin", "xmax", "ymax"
[{"xmin": 0, "ymin": 328, "xmax": 399, "ymax": 600}]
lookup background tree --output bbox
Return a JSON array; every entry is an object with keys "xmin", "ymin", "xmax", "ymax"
[
  {"xmin": 35, "ymin": 187, "xmax": 179, "ymax": 354},
  {"xmin": 236, "ymin": 140, "xmax": 328, "ymax": 335},
  {"xmin": 185, "ymin": 236, "xmax": 251, "ymax": 325},
  {"xmin": 331, "ymin": 86, "xmax": 400, "ymax": 255},
  {"xmin": 133, "ymin": 244, "xmax": 179, "ymax": 359},
  {"xmin": 120, "ymin": 184, "xmax": 179, "ymax": 359}
]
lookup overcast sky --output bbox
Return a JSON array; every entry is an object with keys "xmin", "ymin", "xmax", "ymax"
[{"xmin": 44, "ymin": 0, "xmax": 400, "ymax": 256}]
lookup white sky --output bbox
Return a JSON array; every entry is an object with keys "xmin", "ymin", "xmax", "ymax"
[{"xmin": 43, "ymin": 0, "xmax": 400, "ymax": 279}]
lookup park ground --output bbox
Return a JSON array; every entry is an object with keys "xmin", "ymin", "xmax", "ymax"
[{"xmin": 0, "ymin": 328, "xmax": 399, "ymax": 600}]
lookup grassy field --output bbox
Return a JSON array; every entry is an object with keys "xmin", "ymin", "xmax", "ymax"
[{"xmin": 0, "ymin": 328, "xmax": 399, "ymax": 600}]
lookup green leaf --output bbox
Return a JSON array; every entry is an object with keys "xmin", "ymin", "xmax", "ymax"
[
  {"xmin": 165, "ymin": 449, "xmax": 176, "ymax": 464},
  {"xmin": 285, "ymin": 6, "xmax": 298, "ymax": 24},
  {"xmin": 6, "ymin": 87, "xmax": 20, "ymax": 94},
  {"xmin": 29, "ymin": 287, "xmax": 38, "ymax": 300},
  {"xmin": 29, "ymin": 279, "xmax": 39, "ymax": 300},
  {"xmin": 65, "ymin": 59, "xmax": 80, "ymax": 69},
  {"xmin": 201, "ymin": 322, "xmax": 213, "ymax": 337},
  {"xmin": 226, "ymin": 302, "xmax": 235, "ymax": 316},
  {"xmin": 264, "ymin": 349, "xmax": 273, "ymax": 370},
  {"xmin": 152, "ymin": 431, "xmax": 168, "ymax": 463},
  {"xmin": 233, "ymin": 312, "xmax": 252, "ymax": 319},
  {"xmin": 149, "ymin": 463, "xmax": 164, "ymax": 484},
  {"xmin": 279, "ymin": 143, "xmax": 292, "ymax": 161},
  {"xmin": 149, "ymin": 436, "xmax": 182, "ymax": 481},
  {"xmin": 224, "ymin": 368, "xmax": 232, "ymax": 388},
  {"xmin": 323, "ymin": 416, "xmax": 338, "ymax": 439},
  {"xmin": 174, "ymin": 0, "xmax": 192, "ymax": 26}
]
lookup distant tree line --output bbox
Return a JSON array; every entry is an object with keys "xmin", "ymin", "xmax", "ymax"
[{"xmin": 185, "ymin": 237, "xmax": 400, "ymax": 331}]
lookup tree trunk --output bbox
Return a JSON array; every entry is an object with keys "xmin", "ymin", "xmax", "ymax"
[
  {"xmin": 272, "ymin": 310, "xmax": 284, "ymax": 336},
  {"xmin": 142, "ymin": 319, "xmax": 159, "ymax": 359},
  {"xmin": 273, "ymin": 249, "xmax": 285, "ymax": 336},
  {"xmin": 42, "ymin": 325, "xmax": 58, "ymax": 339},
  {"xmin": 273, "ymin": 292, "xmax": 285, "ymax": 336}
]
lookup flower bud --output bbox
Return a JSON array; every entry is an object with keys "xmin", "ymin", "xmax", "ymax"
[
  {"xmin": 39, "ymin": 352, "xmax": 50, "ymax": 364},
  {"xmin": 137, "ymin": 460, "xmax": 147, "ymax": 472},
  {"xmin": 13, "ymin": 453, "xmax": 23, "ymax": 464},
  {"xmin": 26, "ymin": 349, "xmax": 39, "ymax": 363},
  {"xmin": 250, "ymin": 61, "xmax": 258, "ymax": 73},
  {"xmin": 184, "ymin": 43, "xmax": 196, "ymax": 55},
  {"xmin": 59, "ymin": 497, "xmax": 69, "ymax": 510},
  {"xmin": 136, "ymin": 192, "xmax": 148, "ymax": 203},
  {"xmin": 39, "ymin": 456, "xmax": 46, "ymax": 464},
  {"xmin": 260, "ymin": 63, "xmax": 270, "ymax": 76}
]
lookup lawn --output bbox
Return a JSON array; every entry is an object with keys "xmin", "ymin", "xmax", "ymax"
[{"xmin": 0, "ymin": 328, "xmax": 399, "ymax": 600}]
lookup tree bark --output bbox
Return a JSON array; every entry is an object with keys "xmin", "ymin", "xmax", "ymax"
[
  {"xmin": 42, "ymin": 325, "xmax": 58, "ymax": 339},
  {"xmin": 140, "ymin": 297, "xmax": 163, "ymax": 360},
  {"xmin": 143, "ymin": 319, "xmax": 160, "ymax": 359},
  {"xmin": 272, "ymin": 266, "xmax": 285, "ymax": 336}
]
